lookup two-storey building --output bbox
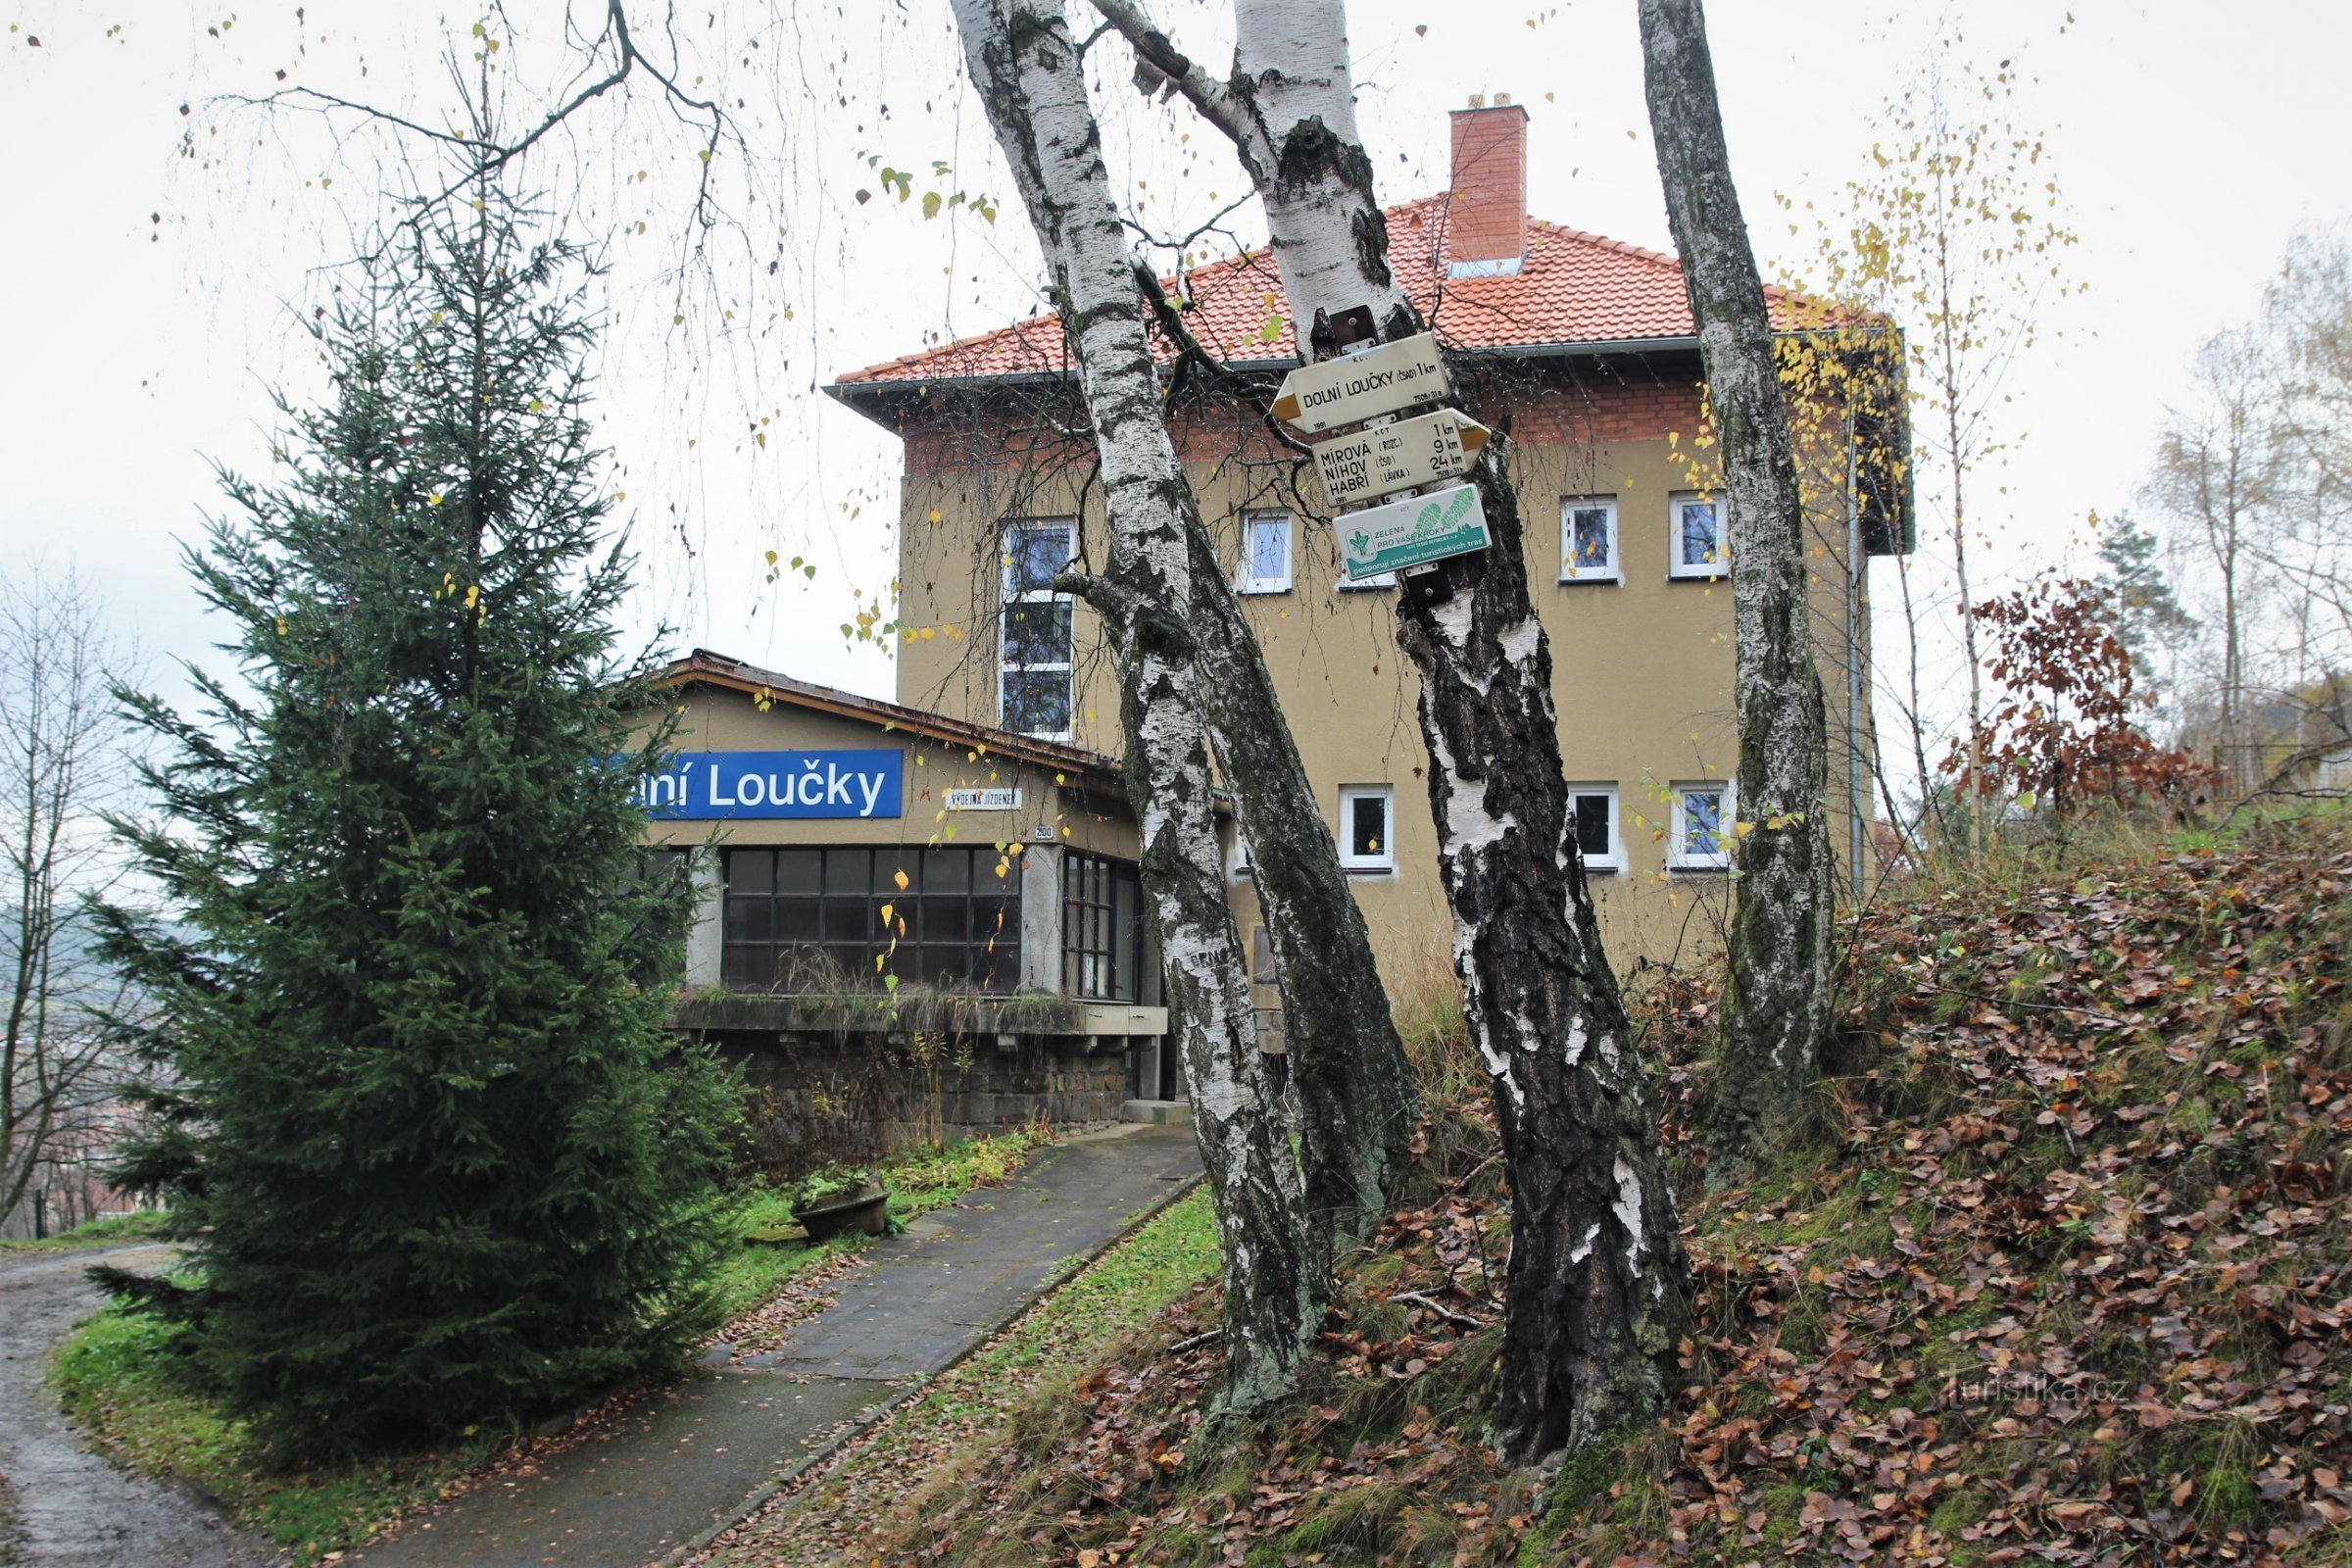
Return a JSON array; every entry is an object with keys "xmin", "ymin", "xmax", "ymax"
[{"xmin": 825, "ymin": 104, "xmax": 1911, "ymax": 1028}]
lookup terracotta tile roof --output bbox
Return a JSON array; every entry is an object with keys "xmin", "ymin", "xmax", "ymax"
[
  {"xmin": 662, "ymin": 649, "xmax": 1124, "ymax": 783},
  {"xmin": 832, "ymin": 196, "xmax": 1811, "ymax": 389}
]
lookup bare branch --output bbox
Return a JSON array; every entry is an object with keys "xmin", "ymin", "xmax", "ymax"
[{"xmin": 1084, "ymin": 0, "xmax": 1262, "ymax": 160}]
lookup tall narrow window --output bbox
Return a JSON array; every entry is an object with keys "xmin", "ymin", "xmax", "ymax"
[
  {"xmin": 1559, "ymin": 497, "xmax": 1620, "ymax": 582},
  {"xmin": 1566, "ymin": 784, "xmax": 1621, "ymax": 872},
  {"xmin": 1669, "ymin": 492, "xmax": 1728, "ymax": 578},
  {"xmin": 1337, "ymin": 784, "xmax": 1395, "ymax": 872},
  {"xmin": 1238, "ymin": 512, "xmax": 1293, "ymax": 595},
  {"xmin": 1002, "ymin": 519, "xmax": 1076, "ymax": 737},
  {"xmin": 1062, "ymin": 852, "xmax": 1144, "ymax": 1001}
]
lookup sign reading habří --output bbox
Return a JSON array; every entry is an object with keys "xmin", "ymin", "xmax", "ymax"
[{"xmin": 634, "ymin": 750, "xmax": 904, "ymax": 819}]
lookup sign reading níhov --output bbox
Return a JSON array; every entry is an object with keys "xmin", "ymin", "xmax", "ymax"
[
  {"xmin": 1313, "ymin": 409, "xmax": 1491, "ymax": 508},
  {"xmin": 1269, "ymin": 333, "xmax": 1450, "ymax": 435},
  {"xmin": 1340, "ymin": 483, "xmax": 1492, "ymax": 581}
]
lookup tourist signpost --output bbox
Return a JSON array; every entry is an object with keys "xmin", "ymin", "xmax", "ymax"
[
  {"xmin": 1269, "ymin": 332, "xmax": 1451, "ymax": 435},
  {"xmin": 1312, "ymin": 409, "xmax": 1491, "ymax": 509},
  {"xmin": 1270, "ymin": 329, "xmax": 1491, "ymax": 578},
  {"xmin": 1337, "ymin": 483, "xmax": 1493, "ymax": 581}
]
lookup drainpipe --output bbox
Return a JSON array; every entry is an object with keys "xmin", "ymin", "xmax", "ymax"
[{"xmin": 1846, "ymin": 427, "xmax": 1867, "ymax": 902}]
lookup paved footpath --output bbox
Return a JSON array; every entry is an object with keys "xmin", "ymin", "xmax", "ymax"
[
  {"xmin": 354, "ymin": 1121, "xmax": 1200, "ymax": 1568},
  {"xmin": 0, "ymin": 1243, "xmax": 284, "ymax": 1568}
]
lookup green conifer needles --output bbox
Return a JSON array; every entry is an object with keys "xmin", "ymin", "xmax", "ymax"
[{"xmin": 96, "ymin": 190, "xmax": 738, "ymax": 1459}]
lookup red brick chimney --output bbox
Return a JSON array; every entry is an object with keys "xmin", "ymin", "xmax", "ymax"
[{"xmin": 1446, "ymin": 99, "xmax": 1529, "ymax": 278}]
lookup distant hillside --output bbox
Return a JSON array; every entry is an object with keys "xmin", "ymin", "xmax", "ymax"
[{"xmin": 802, "ymin": 809, "xmax": 2352, "ymax": 1568}]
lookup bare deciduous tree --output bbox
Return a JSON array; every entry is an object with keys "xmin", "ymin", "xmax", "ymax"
[{"xmin": 2, "ymin": 569, "xmax": 138, "ymax": 1239}]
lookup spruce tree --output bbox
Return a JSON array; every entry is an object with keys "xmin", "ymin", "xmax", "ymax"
[{"xmin": 97, "ymin": 189, "xmax": 737, "ymax": 1458}]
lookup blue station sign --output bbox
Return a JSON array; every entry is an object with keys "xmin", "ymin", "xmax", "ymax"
[{"xmin": 633, "ymin": 750, "xmax": 905, "ymax": 820}]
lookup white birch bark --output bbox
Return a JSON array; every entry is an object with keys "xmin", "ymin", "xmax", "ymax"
[
  {"xmin": 1095, "ymin": 0, "xmax": 1686, "ymax": 1463},
  {"xmin": 950, "ymin": 0, "xmax": 1317, "ymax": 1415}
]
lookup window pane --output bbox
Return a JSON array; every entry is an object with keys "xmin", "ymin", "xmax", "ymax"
[
  {"xmin": 1684, "ymin": 790, "xmax": 1724, "ymax": 857},
  {"xmin": 1348, "ymin": 793, "xmax": 1388, "ymax": 858},
  {"xmin": 723, "ymin": 898, "xmax": 772, "ymax": 946},
  {"xmin": 774, "ymin": 849, "xmax": 821, "ymax": 896},
  {"xmin": 822, "ymin": 897, "xmax": 868, "ymax": 942},
  {"xmin": 726, "ymin": 849, "xmax": 772, "ymax": 896},
  {"xmin": 775, "ymin": 900, "xmax": 821, "ymax": 944},
  {"xmin": 1006, "ymin": 524, "xmax": 1072, "ymax": 593},
  {"xmin": 1249, "ymin": 515, "xmax": 1289, "ymax": 583},
  {"xmin": 1679, "ymin": 501, "xmax": 1721, "ymax": 567},
  {"xmin": 824, "ymin": 849, "xmax": 871, "ymax": 894},
  {"xmin": 1113, "ymin": 876, "xmax": 1139, "ymax": 1000},
  {"xmin": 1003, "ymin": 601, "xmax": 1072, "ymax": 666},
  {"xmin": 1568, "ymin": 507, "xmax": 1611, "ymax": 569},
  {"xmin": 1574, "ymin": 795, "xmax": 1611, "ymax": 858},
  {"xmin": 1003, "ymin": 668, "xmax": 1073, "ymax": 735},
  {"xmin": 722, "ymin": 946, "xmax": 762, "ymax": 988},
  {"xmin": 926, "ymin": 899, "xmax": 970, "ymax": 946}
]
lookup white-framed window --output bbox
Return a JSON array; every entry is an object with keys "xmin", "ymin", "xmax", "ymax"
[
  {"xmin": 1669, "ymin": 492, "xmax": 1728, "ymax": 578},
  {"xmin": 1559, "ymin": 497, "xmax": 1620, "ymax": 583},
  {"xmin": 1337, "ymin": 784, "xmax": 1395, "ymax": 872},
  {"xmin": 1668, "ymin": 780, "xmax": 1735, "ymax": 870},
  {"xmin": 1238, "ymin": 511, "xmax": 1294, "ymax": 595},
  {"xmin": 1001, "ymin": 518, "xmax": 1076, "ymax": 738},
  {"xmin": 1567, "ymin": 784, "xmax": 1622, "ymax": 873}
]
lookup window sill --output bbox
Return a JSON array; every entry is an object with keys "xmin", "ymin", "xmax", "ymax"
[
  {"xmin": 1340, "ymin": 863, "xmax": 1396, "ymax": 877},
  {"xmin": 1666, "ymin": 569, "xmax": 1730, "ymax": 583},
  {"xmin": 1237, "ymin": 584, "xmax": 1295, "ymax": 597},
  {"xmin": 1557, "ymin": 573, "xmax": 1623, "ymax": 587},
  {"xmin": 1667, "ymin": 861, "xmax": 1733, "ymax": 877}
]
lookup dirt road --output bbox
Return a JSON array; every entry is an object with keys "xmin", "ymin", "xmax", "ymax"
[{"xmin": 0, "ymin": 1243, "xmax": 282, "ymax": 1567}]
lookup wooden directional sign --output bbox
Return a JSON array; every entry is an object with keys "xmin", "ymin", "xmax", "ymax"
[
  {"xmin": 1269, "ymin": 333, "xmax": 1450, "ymax": 435},
  {"xmin": 1313, "ymin": 408, "xmax": 1490, "ymax": 509},
  {"xmin": 1340, "ymin": 483, "xmax": 1491, "ymax": 581}
]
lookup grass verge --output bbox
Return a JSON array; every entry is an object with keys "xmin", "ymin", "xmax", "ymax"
[
  {"xmin": 0, "ymin": 1210, "xmax": 168, "ymax": 1254},
  {"xmin": 46, "ymin": 1125, "xmax": 1054, "ymax": 1564}
]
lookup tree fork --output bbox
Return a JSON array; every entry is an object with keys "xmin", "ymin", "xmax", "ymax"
[{"xmin": 1092, "ymin": 0, "xmax": 1687, "ymax": 1462}]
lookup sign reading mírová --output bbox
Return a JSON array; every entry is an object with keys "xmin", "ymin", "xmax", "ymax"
[
  {"xmin": 1269, "ymin": 333, "xmax": 1450, "ymax": 435},
  {"xmin": 1340, "ymin": 483, "xmax": 1492, "ymax": 581},
  {"xmin": 1313, "ymin": 408, "xmax": 1490, "ymax": 509}
]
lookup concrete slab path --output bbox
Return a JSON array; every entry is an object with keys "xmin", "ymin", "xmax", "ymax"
[{"xmin": 353, "ymin": 1121, "xmax": 1200, "ymax": 1567}]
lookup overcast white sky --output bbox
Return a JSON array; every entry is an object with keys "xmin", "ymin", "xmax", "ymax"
[{"xmin": 5, "ymin": 2, "xmax": 2349, "ymax": 760}]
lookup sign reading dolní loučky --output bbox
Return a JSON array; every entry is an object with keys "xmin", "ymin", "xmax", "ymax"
[
  {"xmin": 1269, "ymin": 333, "xmax": 1451, "ymax": 435},
  {"xmin": 1340, "ymin": 484, "xmax": 1493, "ymax": 581},
  {"xmin": 633, "ymin": 750, "xmax": 905, "ymax": 819}
]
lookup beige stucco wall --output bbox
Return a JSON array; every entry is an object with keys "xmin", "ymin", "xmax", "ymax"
[
  {"xmin": 643, "ymin": 685, "xmax": 1139, "ymax": 863},
  {"xmin": 885, "ymin": 369, "xmax": 1879, "ymax": 994}
]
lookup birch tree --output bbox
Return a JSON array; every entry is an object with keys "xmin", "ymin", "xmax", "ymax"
[
  {"xmin": 948, "ymin": 0, "xmax": 1321, "ymax": 1415},
  {"xmin": 1637, "ymin": 0, "xmax": 1838, "ymax": 1173},
  {"xmin": 1092, "ymin": 0, "xmax": 1685, "ymax": 1463}
]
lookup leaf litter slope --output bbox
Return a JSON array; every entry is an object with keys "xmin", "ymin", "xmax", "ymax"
[{"xmin": 725, "ymin": 810, "xmax": 2352, "ymax": 1568}]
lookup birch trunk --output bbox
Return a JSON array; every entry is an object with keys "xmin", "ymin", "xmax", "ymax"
[
  {"xmin": 1638, "ymin": 0, "xmax": 1839, "ymax": 1173},
  {"xmin": 1178, "ymin": 547, "xmax": 1414, "ymax": 1256},
  {"xmin": 1099, "ymin": 0, "xmax": 1685, "ymax": 1462},
  {"xmin": 951, "ymin": 0, "xmax": 1315, "ymax": 1413}
]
